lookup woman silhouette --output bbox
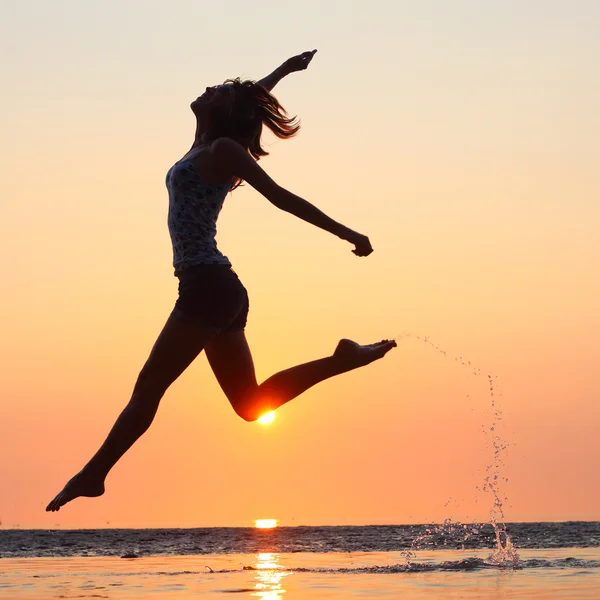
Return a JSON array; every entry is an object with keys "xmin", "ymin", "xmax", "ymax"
[{"xmin": 46, "ymin": 51, "xmax": 396, "ymax": 512}]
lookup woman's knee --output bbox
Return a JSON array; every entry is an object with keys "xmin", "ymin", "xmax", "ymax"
[
  {"xmin": 230, "ymin": 390, "xmax": 272, "ymax": 423},
  {"xmin": 222, "ymin": 388, "xmax": 252, "ymax": 421},
  {"xmin": 227, "ymin": 394, "xmax": 254, "ymax": 422},
  {"xmin": 233, "ymin": 404, "xmax": 258, "ymax": 422}
]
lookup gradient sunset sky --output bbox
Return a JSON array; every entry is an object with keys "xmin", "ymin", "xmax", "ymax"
[{"xmin": 1, "ymin": 0, "xmax": 599, "ymax": 529}]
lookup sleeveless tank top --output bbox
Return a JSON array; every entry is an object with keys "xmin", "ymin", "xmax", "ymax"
[{"xmin": 166, "ymin": 156, "xmax": 232, "ymax": 275}]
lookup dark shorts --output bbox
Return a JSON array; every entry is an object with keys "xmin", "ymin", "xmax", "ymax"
[{"xmin": 171, "ymin": 264, "xmax": 249, "ymax": 333}]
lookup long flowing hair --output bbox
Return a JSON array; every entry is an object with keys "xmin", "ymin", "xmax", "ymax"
[{"xmin": 211, "ymin": 78, "xmax": 300, "ymax": 189}]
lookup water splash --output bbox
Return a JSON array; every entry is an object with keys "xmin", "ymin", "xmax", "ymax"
[{"xmin": 394, "ymin": 332, "xmax": 520, "ymax": 569}]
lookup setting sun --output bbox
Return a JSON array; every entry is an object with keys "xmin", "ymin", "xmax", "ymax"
[
  {"xmin": 257, "ymin": 411, "xmax": 275, "ymax": 425},
  {"xmin": 255, "ymin": 519, "xmax": 278, "ymax": 529}
]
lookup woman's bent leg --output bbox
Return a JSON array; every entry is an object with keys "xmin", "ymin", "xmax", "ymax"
[
  {"xmin": 46, "ymin": 312, "xmax": 215, "ymax": 512},
  {"xmin": 205, "ymin": 332, "xmax": 396, "ymax": 422}
]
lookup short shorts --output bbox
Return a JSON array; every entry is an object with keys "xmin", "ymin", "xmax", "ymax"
[{"xmin": 171, "ymin": 264, "xmax": 249, "ymax": 333}]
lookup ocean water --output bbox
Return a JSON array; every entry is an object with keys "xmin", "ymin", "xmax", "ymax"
[
  {"xmin": 1, "ymin": 522, "xmax": 600, "ymax": 558},
  {"xmin": 1, "ymin": 524, "xmax": 599, "ymax": 599}
]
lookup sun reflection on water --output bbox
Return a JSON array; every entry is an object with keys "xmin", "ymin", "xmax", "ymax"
[{"xmin": 250, "ymin": 552, "xmax": 290, "ymax": 599}]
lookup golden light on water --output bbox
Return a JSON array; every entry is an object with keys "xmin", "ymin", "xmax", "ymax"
[
  {"xmin": 255, "ymin": 519, "xmax": 277, "ymax": 529},
  {"xmin": 252, "ymin": 553, "xmax": 288, "ymax": 599},
  {"xmin": 257, "ymin": 411, "xmax": 275, "ymax": 425}
]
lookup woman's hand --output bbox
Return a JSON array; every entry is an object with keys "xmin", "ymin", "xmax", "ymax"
[
  {"xmin": 283, "ymin": 49, "xmax": 318, "ymax": 74},
  {"xmin": 346, "ymin": 231, "xmax": 373, "ymax": 257}
]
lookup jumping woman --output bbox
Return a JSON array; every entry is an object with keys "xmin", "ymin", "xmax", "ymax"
[{"xmin": 46, "ymin": 50, "xmax": 396, "ymax": 512}]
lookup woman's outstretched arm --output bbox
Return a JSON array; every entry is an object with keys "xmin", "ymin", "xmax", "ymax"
[
  {"xmin": 257, "ymin": 50, "xmax": 317, "ymax": 91},
  {"xmin": 212, "ymin": 137, "xmax": 373, "ymax": 257}
]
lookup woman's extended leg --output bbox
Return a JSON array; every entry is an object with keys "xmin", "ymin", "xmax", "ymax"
[
  {"xmin": 45, "ymin": 313, "xmax": 215, "ymax": 512},
  {"xmin": 205, "ymin": 331, "xmax": 396, "ymax": 422}
]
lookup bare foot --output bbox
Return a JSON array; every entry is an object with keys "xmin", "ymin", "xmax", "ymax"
[
  {"xmin": 333, "ymin": 338, "xmax": 397, "ymax": 370},
  {"xmin": 45, "ymin": 471, "xmax": 105, "ymax": 512}
]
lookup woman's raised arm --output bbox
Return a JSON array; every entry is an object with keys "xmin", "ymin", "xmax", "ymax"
[{"xmin": 257, "ymin": 50, "xmax": 318, "ymax": 92}]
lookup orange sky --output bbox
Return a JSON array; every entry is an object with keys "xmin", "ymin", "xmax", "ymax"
[{"xmin": 1, "ymin": 0, "xmax": 599, "ymax": 528}]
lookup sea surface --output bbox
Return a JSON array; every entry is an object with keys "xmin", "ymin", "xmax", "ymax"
[{"xmin": 1, "ymin": 523, "xmax": 599, "ymax": 599}]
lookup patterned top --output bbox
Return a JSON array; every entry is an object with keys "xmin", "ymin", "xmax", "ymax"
[{"xmin": 166, "ymin": 157, "xmax": 232, "ymax": 275}]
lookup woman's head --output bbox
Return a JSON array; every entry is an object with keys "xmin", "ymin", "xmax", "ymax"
[{"xmin": 191, "ymin": 78, "xmax": 300, "ymax": 160}]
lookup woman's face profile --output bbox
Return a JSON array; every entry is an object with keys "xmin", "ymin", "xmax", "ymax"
[{"xmin": 191, "ymin": 84, "xmax": 235, "ymax": 117}]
